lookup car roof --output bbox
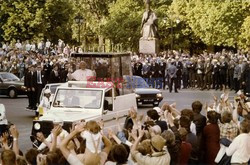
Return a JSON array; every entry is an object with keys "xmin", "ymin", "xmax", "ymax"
[{"xmin": 0, "ymin": 72, "xmax": 11, "ymax": 74}]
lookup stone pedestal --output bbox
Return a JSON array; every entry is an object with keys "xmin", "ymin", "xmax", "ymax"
[{"xmin": 139, "ymin": 38, "xmax": 159, "ymax": 54}]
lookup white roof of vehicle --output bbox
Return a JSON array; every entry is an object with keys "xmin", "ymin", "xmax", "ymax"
[{"xmin": 67, "ymin": 81, "xmax": 114, "ymax": 90}]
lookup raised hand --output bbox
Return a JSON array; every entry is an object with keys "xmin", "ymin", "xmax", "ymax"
[{"xmin": 9, "ymin": 125, "xmax": 19, "ymax": 139}]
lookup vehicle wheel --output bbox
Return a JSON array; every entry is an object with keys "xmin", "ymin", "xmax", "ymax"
[
  {"xmin": 153, "ymin": 103, "xmax": 159, "ymax": 107},
  {"xmin": 8, "ymin": 88, "xmax": 17, "ymax": 98}
]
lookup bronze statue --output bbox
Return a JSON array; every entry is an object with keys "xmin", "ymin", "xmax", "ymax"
[{"xmin": 141, "ymin": 0, "xmax": 158, "ymax": 40}]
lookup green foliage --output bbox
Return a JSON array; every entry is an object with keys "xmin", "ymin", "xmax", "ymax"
[
  {"xmin": 0, "ymin": 0, "xmax": 74, "ymax": 43},
  {"xmin": 102, "ymin": 0, "xmax": 144, "ymax": 51},
  {"xmin": 186, "ymin": 0, "xmax": 246, "ymax": 48},
  {"xmin": 1, "ymin": 0, "xmax": 250, "ymax": 51},
  {"xmin": 239, "ymin": 16, "xmax": 250, "ymax": 49},
  {"xmin": 43, "ymin": 0, "xmax": 75, "ymax": 43}
]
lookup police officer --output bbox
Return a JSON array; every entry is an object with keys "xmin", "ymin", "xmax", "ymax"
[
  {"xmin": 203, "ymin": 58, "xmax": 213, "ymax": 90},
  {"xmin": 219, "ymin": 56, "xmax": 228, "ymax": 90},
  {"xmin": 182, "ymin": 58, "xmax": 189, "ymax": 89},
  {"xmin": 187, "ymin": 58, "xmax": 196, "ymax": 88},
  {"xmin": 196, "ymin": 59, "xmax": 204, "ymax": 89},
  {"xmin": 212, "ymin": 59, "xmax": 220, "ymax": 90},
  {"xmin": 168, "ymin": 59, "xmax": 178, "ymax": 93}
]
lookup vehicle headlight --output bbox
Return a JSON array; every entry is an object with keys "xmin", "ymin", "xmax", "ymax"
[
  {"xmin": 34, "ymin": 123, "xmax": 41, "ymax": 130},
  {"xmin": 135, "ymin": 94, "xmax": 141, "ymax": 98},
  {"xmin": 157, "ymin": 93, "xmax": 162, "ymax": 98},
  {"xmin": 21, "ymin": 86, "xmax": 27, "ymax": 91}
]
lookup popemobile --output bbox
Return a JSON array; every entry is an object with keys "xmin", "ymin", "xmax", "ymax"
[{"xmin": 30, "ymin": 52, "xmax": 138, "ymax": 147}]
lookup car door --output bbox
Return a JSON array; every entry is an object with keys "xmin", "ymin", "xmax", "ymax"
[{"xmin": 0, "ymin": 74, "xmax": 8, "ymax": 95}]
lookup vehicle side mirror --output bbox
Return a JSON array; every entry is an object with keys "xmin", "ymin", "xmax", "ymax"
[{"xmin": 103, "ymin": 110, "xmax": 108, "ymax": 115}]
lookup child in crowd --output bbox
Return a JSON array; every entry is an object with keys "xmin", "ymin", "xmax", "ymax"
[{"xmin": 81, "ymin": 120, "xmax": 103, "ymax": 153}]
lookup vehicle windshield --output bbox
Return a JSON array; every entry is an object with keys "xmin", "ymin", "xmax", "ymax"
[
  {"xmin": 53, "ymin": 89, "xmax": 103, "ymax": 109},
  {"xmin": 0, "ymin": 73, "xmax": 20, "ymax": 81},
  {"xmin": 125, "ymin": 76, "xmax": 149, "ymax": 89}
]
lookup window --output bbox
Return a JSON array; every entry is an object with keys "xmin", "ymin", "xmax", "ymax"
[{"xmin": 53, "ymin": 89, "xmax": 103, "ymax": 109}]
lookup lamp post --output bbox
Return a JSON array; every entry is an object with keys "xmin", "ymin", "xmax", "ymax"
[
  {"xmin": 170, "ymin": 18, "xmax": 180, "ymax": 50},
  {"xmin": 74, "ymin": 15, "xmax": 84, "ymax": 45}
]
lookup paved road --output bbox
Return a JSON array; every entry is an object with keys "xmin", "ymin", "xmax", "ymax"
[{"xmin": 0, "ymin": 89, "xmax": 236, "ymax": 152}]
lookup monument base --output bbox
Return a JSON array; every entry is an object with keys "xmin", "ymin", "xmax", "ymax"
[{"xmin": 139, "ymin": 39, "xmax": 159, "ymax": 54}]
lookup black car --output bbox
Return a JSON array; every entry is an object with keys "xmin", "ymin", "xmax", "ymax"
[
  {"xmin": 0, "ymin": 72, "xmax": 27, "ymax": 98},
  {"xmin": 124, "ymin": 76, "xmax": 163, "ymax": 107}
]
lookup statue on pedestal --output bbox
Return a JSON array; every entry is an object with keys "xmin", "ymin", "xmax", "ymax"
[{"xmin": 141, "ymin": 0, "xmax": 158, "ymax": 40}]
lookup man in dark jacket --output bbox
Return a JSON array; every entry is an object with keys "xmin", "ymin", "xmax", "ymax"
[
  {"xmin": 26, "ymin": 65, "xmax": 37, "ymax": 110},
  {"xmin": 36, "ymin": 64, "xmax": 46, "ymax": 104},
  {"xmin": 242, "ymin": 61, "xmax": 250, "ymax": 96},
  {"xmin": 168, "ymin": 60, "xmax": 178, "ymax": 93},
  {"xmin": 49, "ymin": 64, "xmax": 60, "ymax": 83},
  {"xmin": 192, "ymin": 100, "xmax": 207, "ymax": 162}
]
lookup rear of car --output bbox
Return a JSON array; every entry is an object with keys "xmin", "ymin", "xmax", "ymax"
[{"xmin": 0, "ymin": 72, "xmax": 27, "ymax": 98}]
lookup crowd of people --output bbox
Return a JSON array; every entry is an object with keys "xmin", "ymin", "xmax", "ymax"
[
  {"xmin": 131, "ymin": 51, "xmax": 250, "ymax": 94},
  {"xmin": 0, "ymin": 90, "xmax": 249, "ymax": 165},
  {"xmin": 1, "ymin": 40, "xmax": 250, "ymax": 95},
  {"xmin": 0, "ymin": 40, "xmax": 250, "ymax": 164}
]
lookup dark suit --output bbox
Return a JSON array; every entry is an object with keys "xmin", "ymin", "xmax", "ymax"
[
  {"xmin": 49, "ymin": 70, "xmax": 60, "ymax": 83},
  {"xmin": 36, "ymin": 70, "xmax": 46, "ymax": 104},
  {"xmin": 203, "ymin": 63, "xmax": 213, "ymax": 90},
  {"xmin": 43, "ymin": 63, "xmax": 51, "ymax": 84},
  {"xmin": 134, "ymin": 62, "xmax": 143, "ymax": 77},
  {"xmin": 219, "ymin": 62, "xmax": 228, "ymax": 88},
  {"xmin": 60, "ymin": 69, "xmax": 68, "ymax": 82},
  {"xmin": 168, "ymin": 64, "xmax": 178, "ymax": 93},
  {"xmin": 26, "ymin": 71, "xmax": 37, "ymax": 109}
]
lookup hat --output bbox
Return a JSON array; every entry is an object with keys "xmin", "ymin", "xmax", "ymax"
[
  {"xmin": 53, "ymin": 117, "xmax": 63, "ymax": 125},
  {"xmin": 151, "ymin": 135, "xmax": 166, "ymax": 151},
  {"xmin": 153, "ymin": 107, "xmax": 162, "ymax": 114},
  {"xmin": 237, "ymin": 90, "xmax": 243, "ymax": 96},
  {"xmin": 44, "ymin": 89, "xmax": 51, "ymax": 94},
  {"xmin": 151, "ymin": 125, "xmax": 162, "ymax": 135}
]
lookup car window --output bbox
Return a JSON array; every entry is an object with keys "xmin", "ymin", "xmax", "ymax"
[
  {"xmin": 53, "ymin": 89, "xmax": 103, "ymax": 109},
  {"xmin": 50, "ymin": 85, "xmax": 60, "ymax": 94},
  {"xmin": 124, "ymin": 76, "xmax": 149, "ymax": 89},
  {"xmin": 0, "ymin": 73, "xmax": 19, "ymax": 81},
  {"xmin": 134, "ymin": 77, "xmax": 149, "ymax": 88}
]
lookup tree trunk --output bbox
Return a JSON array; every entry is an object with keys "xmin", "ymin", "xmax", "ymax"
[
  {"xmin": 98, "ymin": 35, "xmax": 104, "ymax": 52},
  {"xmin": 207, "ymin": 45, "xmax": 214, "ymax": 53}
]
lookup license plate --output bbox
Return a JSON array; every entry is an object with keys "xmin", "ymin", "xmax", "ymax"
[{"xmin": 144, "ymin": 99, "xmax": 154, "ymax": 102}]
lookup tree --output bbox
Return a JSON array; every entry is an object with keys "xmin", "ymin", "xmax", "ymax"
[
  {"xmin": 42, "ymin": 0, "xmax": 75, "ymax": 44},
  {"xmin": 186, "ymin": 0, "xmax": 246, "ymax": 49},
  {"xmin": 0, "ymin": 0, "xmax": 74, "ymax": 44},
  {"xmin": 1, "ymin": 0, "xmax": 46, "ymax": 41}
]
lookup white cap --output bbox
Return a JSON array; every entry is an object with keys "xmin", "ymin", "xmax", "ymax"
[
  {"xmin": 44, "ymin": 89, "xmax": 51, "ymax": 94},
  {"xmin": 153, "ymin": 107, "xmax": 162, "ymax": 114},
  {"xmin": 237, "ymin": 90, "xmax": 243, "ymax": 96},
  {"xmin": 53, "ymin": 117, "xmax": 63, "ymax": 125}
]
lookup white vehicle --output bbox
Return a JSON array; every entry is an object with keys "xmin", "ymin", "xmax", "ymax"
[{"xmin": 30, "ymin": 81, "xmax": 137, "ymax": 146}]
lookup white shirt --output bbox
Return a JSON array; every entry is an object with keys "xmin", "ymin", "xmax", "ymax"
[
  {"xmin": 190, "ymin": 122, "xmax": 197, "ymax": 135},
  {"xmin": 25, "ymin": 44, "xmax": 31, "ymax": 51},
  {"xmin": 45, "ymin": 41, "xmax": 51, "ymax": 48},
  {"xmin": 71, "ymin": 69, "xmax": 94, "ymax": 81},
  {"xmin": 15, "ymin": 43, "xmax": 22, "ymax": 49},
  {"xmin": 38, "ymin": 129, "xmax": 69, "ymax": 150},
  {"xmin": 226, "ymin": 133, "xmax": 250, "ymax": 163},
  {"xmin": 81, "ymin": 131, "xmax": 102, "ymax": 153},
  {"xmin": 39, "ymin": 96, "xmax": 52, "ymax": 112}
]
